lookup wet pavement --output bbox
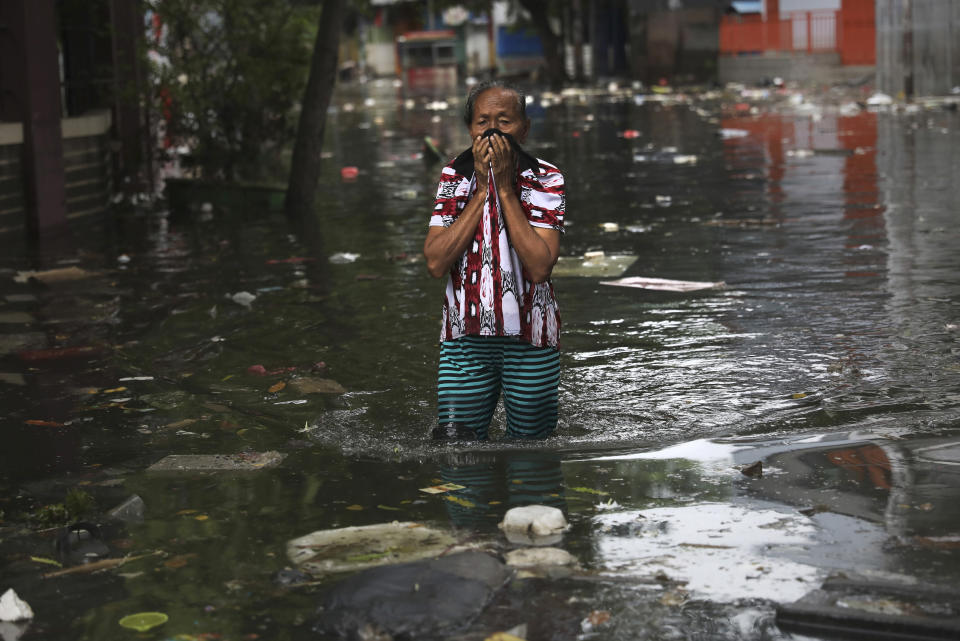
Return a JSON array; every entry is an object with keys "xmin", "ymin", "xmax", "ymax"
[{"xmin": 1, "ymin": 80, "xmax": 959, "ymax": 640}]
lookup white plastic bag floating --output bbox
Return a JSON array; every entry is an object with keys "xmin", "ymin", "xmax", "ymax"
[
  {"xmin": 498, "ymin": 505, "xmax": 569, "ymax": 545},
  {"xmin": 866, "ymin": 92, "xmax": 893, "ymax": 106},
  {"xmin": 600, "ymin": 277, "xmax": 725, "ymax": 293},
  {"xmin": 0, "ymin": 589, "xmax": 34, "ymax": 622},
  {"xmin": 329, "ymin": 252, "xmax": 360, "ymax": 264}
]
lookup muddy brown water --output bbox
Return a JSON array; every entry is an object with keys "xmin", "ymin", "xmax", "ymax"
[{"xmin": 1, "ymin": 82, "xmax": 959, "ymax": 640}]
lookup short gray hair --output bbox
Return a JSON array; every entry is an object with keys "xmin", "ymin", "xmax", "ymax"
[{"xmin": 463, "ymin": 80, "xmax": 527, "ymax": 126}]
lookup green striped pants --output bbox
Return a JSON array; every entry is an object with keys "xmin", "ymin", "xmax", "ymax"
[{"xmin": 437, "ymin": 336, "xmax": 560, "ymax": 440}]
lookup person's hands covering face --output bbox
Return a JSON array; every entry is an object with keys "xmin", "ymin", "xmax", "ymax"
[{"xmin": 485, "ymin": 132, "xmax": 518, "ymax": 190}]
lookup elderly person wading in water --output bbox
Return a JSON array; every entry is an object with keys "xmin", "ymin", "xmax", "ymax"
[{"xmin": 423, "ymin": 80, "xmax": 566, "ymax": 441}]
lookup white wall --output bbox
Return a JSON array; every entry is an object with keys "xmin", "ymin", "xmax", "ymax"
[
  {"xmin": 465, "ymin": 25, "xmax": 491, "ymax": 75},
  {"xmin": 366, "ymin": 43, "xmax": 395, "ymax": 76}
]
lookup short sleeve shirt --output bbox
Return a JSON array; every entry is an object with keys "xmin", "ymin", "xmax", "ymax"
[{"xmin": 429, "ymin": 157, "xmax": 565, "ymax": 349}]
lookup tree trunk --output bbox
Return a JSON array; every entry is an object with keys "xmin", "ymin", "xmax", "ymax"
[
  {"xmin": 285, "ymin": 0, "xmax": 345, "ymax": 219},
  {"xmin": 572, "ymin": 0, "xmax": 584, "ymax": 81},
  {"xmin": 518, "ymin": 0, "xmax": 567, "ymax": 90}
]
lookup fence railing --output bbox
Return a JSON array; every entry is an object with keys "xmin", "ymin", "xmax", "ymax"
[{"xmin": 720, "ymin": 11, "xmax": 839, "ymax": 55}]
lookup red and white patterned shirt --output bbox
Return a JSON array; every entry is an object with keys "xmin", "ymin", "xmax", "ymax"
[{"xmin": 429, "ymin": 156, "xmax": 565, "ymax": 349}]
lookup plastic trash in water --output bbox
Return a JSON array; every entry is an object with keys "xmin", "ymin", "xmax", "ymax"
[
  {"xmin": 866, "ymin": 92, "xmax": 893, "ymax": 107},
  {"xmin": 552, "ymin": 253, "xmax": 638, "ymax": 278},
  {"xmin": 0, "ymin": 589, "xmax": 33, "ymax": 622},
  {"xmin": 340, "ymin": 166, "xmax": 359, "ymax": 180},
  {"xmin": 599, "ymin": 276, "xmax": 725, "ymax": 292},
  {"xmin": 228, "ymin": 291, "xmax": 256, "ymax": 307},
  {"xmin": 329, "ymin": 252, "xmax": 360, "ymax": 264},
  {"xmin": 499, "ymin": 505, "xmax": 569, "ymax": 545},
  {"xmin": 719, "ymin": 128, "xmax": 749, "ymax": 139}
]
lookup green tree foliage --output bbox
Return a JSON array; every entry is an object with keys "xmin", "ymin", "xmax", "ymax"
[{"xmin": 148, "ymin": 0, "xmax": 320, "ymax": 181}]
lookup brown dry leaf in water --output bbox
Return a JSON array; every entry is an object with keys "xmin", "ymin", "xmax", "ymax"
[
  {"xmin": 587, "ymin": 610, "xmax": 611, "ymax": 626},
  {"xmin": 163, "ymin": 553, "xmax": 197, "ymax": 569},
  {"xmin": 268, "ymin": 381, "xmax": 286, "ymax": 393}
]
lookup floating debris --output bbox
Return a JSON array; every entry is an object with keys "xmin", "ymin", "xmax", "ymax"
[
  {"xmin": 147, "ymin": 451, "xmax": 285, "ymax": 472},
  {"xmin": 719, "ymin": 128, "xmax": 749, "ymax": 139},
  {"xmin": 504, "ymin": 547, "xmax": 577, "ymax": 568},
  {"xmin": 0, "ymin": 589, "xmax": 33, "ymax": 622},
  {"xmin": 499, "ymin": 505, "xmax": 569, "ymax": 545},
  {"xmin": 419, "ymin": 483, "xmax": 466, "ymax": 495},
  {"xmin": 599, "ymin": 277, "xmax": 725, "ymax": 292},
  {"xmin": 737, "ymin": 460, "xmax": 764, "ymax": 478},
  {"xmin": 288, "ymin": 377, "xmax": 346, "ymax": 395},
  {"xmin": 228, "ymin": 291, "xmax": 257, "ymax": 307},
  {"xmin": 633, "ymin": 151, "xmax": 698, "ymax": 165},
  {"xmin": 18, "ymin": 346, "xmax": 102, "ymax": 363},
  {"xmin": 329, "ymin": 252, "xmax": 360, "ymax": 264},
  {"xmin": 315, "ymin": 551, "xmax": 509, "ymax": 639},
  {"xmin": 287, "ymin": 522, "xmax": 479, "ymax": 575},
  {"xmin": 118, "ymin": 612, "xmax": 168, "ymax": 633},
  {"xmin": 552, "ymin": 252, "xmax": 638, "ymax": 278},
  {"xmin": 13, "ymin": 266, "xmax": 95, "ymax": 284},
  {"xmin": 866, "ymin": 92, "xmax": 894, "ymax": 107},
  {"xmin": 777, "ymin": 577, "xmax": 960, "ymax": 640}
]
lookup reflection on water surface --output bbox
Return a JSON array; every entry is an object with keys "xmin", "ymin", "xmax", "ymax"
[{"xmin": 1, "ymin": 82, "xmax": 959, "ymax": 640}]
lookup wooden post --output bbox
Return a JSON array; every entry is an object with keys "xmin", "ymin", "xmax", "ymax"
[
  {"xmin": 16, "ymin": 0, "xmax": 67, "ymax": 233},
  {"xmin": 766, "ymin": 0, "xmax": 780, "ymax": 51},
  {"xmin": 902, "ymin": 0, "xmax": 913, "ymax": 98},
  {"xmin": 573, "ymin": 0, "xmax": 584, "ymax": 81},
  {"xmin": 109, "ymin": 0, "xmax": 150, "ymax": 193},
  {"xmin": 487, "ymin": 0, "xmax": 497, "ymax": 74}
]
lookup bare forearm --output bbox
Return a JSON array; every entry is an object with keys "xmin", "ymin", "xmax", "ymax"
[
  {"xmin": 497, "ymin": 188, "xmax": 558, "ymax": 282},
  {"xmin": 423, "ymin": 190, "xmax": 485, "ymax": 278}
]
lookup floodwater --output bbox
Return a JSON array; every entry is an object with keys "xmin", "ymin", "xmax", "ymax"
[{"xmin": 1, "ymin": 81, "xmax": 959, "ymax": 640}]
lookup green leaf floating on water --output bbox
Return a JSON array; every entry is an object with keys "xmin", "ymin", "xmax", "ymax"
[
  {"xmin": 119, "ymin": 612, "xmax": 168, "ymax": 632},
  {"xmin": 445, "ymin": 495, "xmax": 477, "ymax": 508},
  {"xmin": 570, "ymin": 487, "xmax": 610, "ymax": 496}
]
